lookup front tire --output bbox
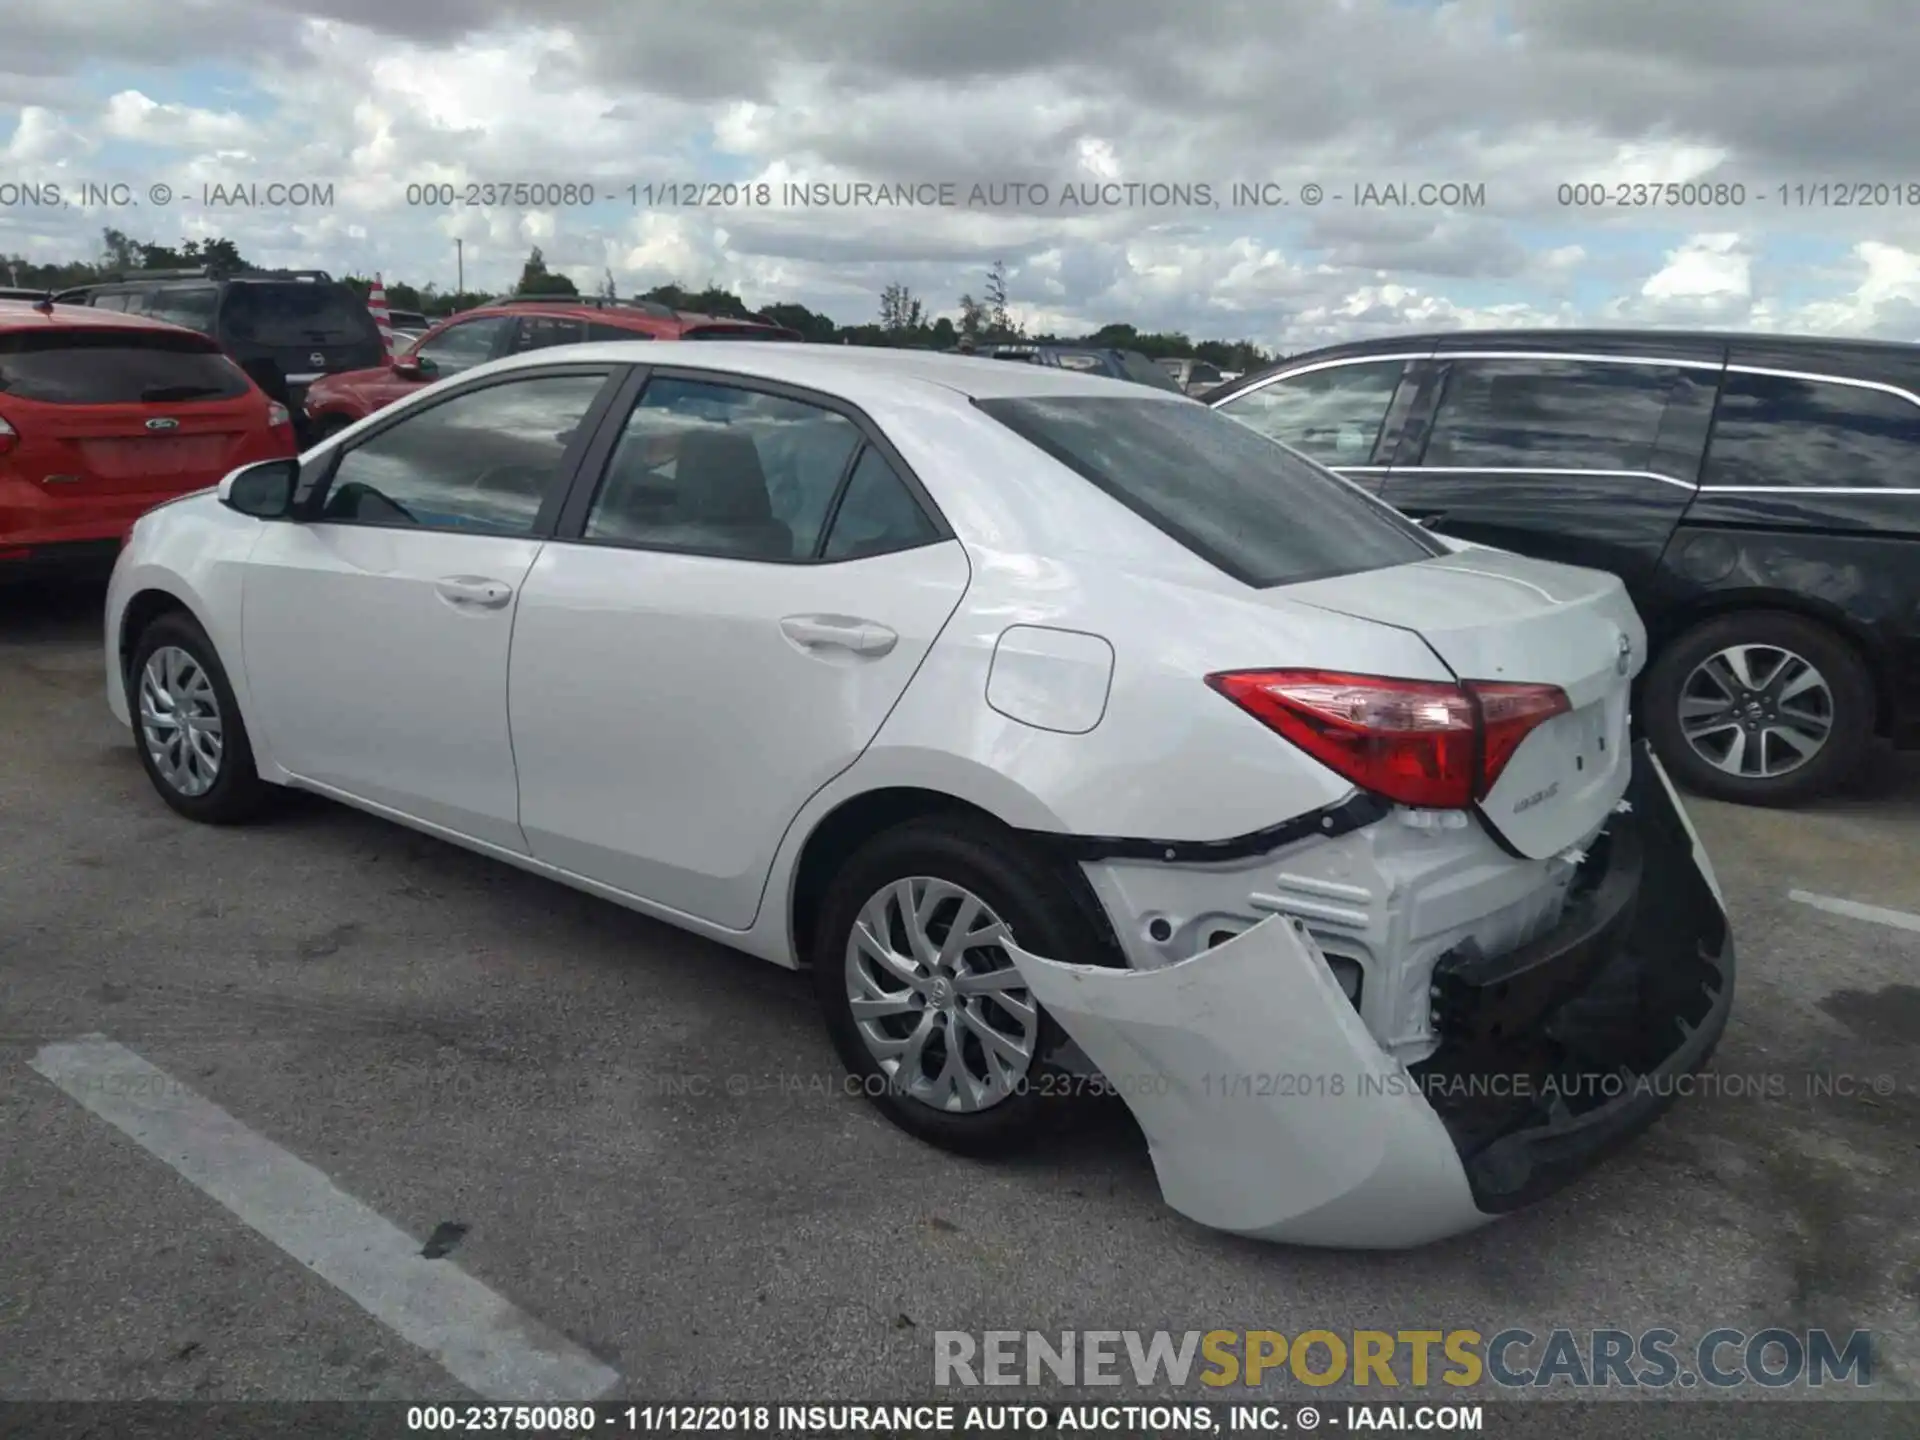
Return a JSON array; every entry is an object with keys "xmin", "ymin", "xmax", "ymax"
[
  {"xmin": 1643, "ymin": 610, "xmax": 1873, "ymax": 806},
  {"xmin": 811, "ymin": 815, "xmax": 1103, "ymax": 1155},
  {"xmin": 128, "ymin": 612, "xmax": 272, "ymax": 824}
]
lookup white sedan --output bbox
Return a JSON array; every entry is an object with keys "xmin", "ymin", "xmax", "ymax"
[{"xmin": 104, "ymin": 341, "xmax": 1734, "ymax": 1248}]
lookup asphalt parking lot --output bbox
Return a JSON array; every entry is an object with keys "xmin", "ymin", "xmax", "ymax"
[{"xmin": 2, "ymin": 578, "xmax": 1917, "ymax": 1407}]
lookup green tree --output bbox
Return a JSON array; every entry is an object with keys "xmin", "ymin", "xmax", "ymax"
[{"xmin": 516, "ymin": 246, "xmax": 579, "ymax": 296}]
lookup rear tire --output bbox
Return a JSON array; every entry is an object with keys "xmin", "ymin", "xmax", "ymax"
[
  {"xmin": 811, "ymin": 815, "xmax": 1103, "ymax": 1155},
  {"xmin": 128, "ymin": 612, "xmax": 273, "ymax": 825},
  {"xmin": 1643, "ymin": 610, "xmax": 1873, "ymax": 806}
]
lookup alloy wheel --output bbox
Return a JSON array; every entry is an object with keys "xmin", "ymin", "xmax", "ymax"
[
  {"xmin": 843, "ymin": 877, "xmax": 1040, "ymax": 1113},
  {"xmin": 1678, "ymin": 643, "xmax": 1834, "ymax": 780},
  {"xmin": 138, "ymin": 645, "xmax": 224, "ymax": 797}
]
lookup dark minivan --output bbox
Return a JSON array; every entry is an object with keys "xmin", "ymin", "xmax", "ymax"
[
  {"xmin": 57, "ymin": 268, "xmax": 384, "ymax": 439},
  {"xmin": 1207, "ymin": 329, "xmax": 1920, "ymax": 806}
]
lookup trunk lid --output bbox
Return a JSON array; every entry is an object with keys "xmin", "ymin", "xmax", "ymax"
[{"xmin": 1275, "ymin": 547, "xmax": 1646, "ymax": 859}]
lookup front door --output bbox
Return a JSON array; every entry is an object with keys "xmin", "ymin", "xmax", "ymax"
[{"xmin": 242, "ymin": 367, "xmax": 617, "ymax": 849}]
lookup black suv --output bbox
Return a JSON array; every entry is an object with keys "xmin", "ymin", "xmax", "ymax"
[
  {"xmin": 55, "ymin": 267, "xmax": 383, "ymax": 437},
  {"xmin": 1208, "ymin": 329, "xmax": 1920, "ymax": 806}
]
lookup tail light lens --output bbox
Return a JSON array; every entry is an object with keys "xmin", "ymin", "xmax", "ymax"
[
  {"xmin": 0, "ymin": 415, "xmax": 16, "ymax": 457},
  {"xmin": 1206, "ymin": 669, "xmax": 1570, "ymax": 809},
  {"xmin": 266, "ymin": 401, "xmax": 292, "ymax": 429}
]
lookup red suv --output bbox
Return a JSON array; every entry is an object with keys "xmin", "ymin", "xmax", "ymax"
[
  {"xmin": 301, "ymin": 296, "xmax": 803, "ymax": 439},
  {"xmin": 1, "ymin": 300, "xmax": 297, "ymax": 577}
]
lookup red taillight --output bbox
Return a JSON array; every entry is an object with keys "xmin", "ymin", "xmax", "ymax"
[
  {"xmin": 1470, "ymin": 681, "xmax": 1573, "ymax": 794},
  {"xmin": 0, "ymin": 415, "xmax": 16, "ymax": 456},
  {"xmin": 1206, "ymin": 669, "xmax": 1570, "ymax": 809}
]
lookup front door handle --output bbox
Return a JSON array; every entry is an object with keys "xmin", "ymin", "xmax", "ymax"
[
  {"xmin": 780, "ymin": 614, "xmax": 898, "ymax": 657},
  {"xmin": 435, "ymin": 575, "xmax": 514, "ymax": 609}
]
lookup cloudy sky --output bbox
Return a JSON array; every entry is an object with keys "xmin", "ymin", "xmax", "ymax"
[{"xmin": 3, "ymin": 0, "xmax": 1917, "ymax": 348}]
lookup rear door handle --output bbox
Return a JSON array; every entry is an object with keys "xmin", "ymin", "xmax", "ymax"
[
  {"xmin": 780, "ymin": 614, "xmax": 898, "ymax": 657},
  {"xmin": 435, "ymin": 575, "xmax": 514, "ymax": 609}
]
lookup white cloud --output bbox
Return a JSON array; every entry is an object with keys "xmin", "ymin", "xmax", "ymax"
[{"xmin": 0, "ymin": 0, "xmax": 1918, "ymax": 348}]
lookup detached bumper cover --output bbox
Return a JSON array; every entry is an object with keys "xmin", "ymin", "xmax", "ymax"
[{"xmin": 1004, "ymin": 741, "xmax": 1733, "ymax": 1248}]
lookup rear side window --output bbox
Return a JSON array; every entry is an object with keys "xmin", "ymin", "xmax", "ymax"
[
  {"xmin": 220, "ymin": 283, "xmax": 381, "ymax": 347},
  {"xmin": 821, "ymin": 447, "xmax": 941, "ymax": 560},
  {"xmin": 976, "ymin": 396, "xmax": 1442, "ymax": 587},
  {"xmin": 583, "ymin": 377, "xmax": 864, "ymax": 559},
  {"xmin": 0, "ymin": 330, "xmax": 249, "ymax": 404},
  {"xmin": 1423, "ymin": 358, "xmax": 1683, "ymax": 471},
  {"xmin": 142, "ymin": 286, "xmax": 219, "ymax": 333},
  {"xmin": 1216, "ymin": 361, "xmax": 1406, "ymax": 465},
  {"xmin": 1703, "ymin": 372, "xmax": 1920, "ymax": 489},
  {"xmin": 513, "ymin": 315, "xmax": 587, "ymax": 352},
  {"xmin": 680, "ymin": 326, "xmax": 801, "ymax": 341},
  {"xmin": 588, "ymin": 322, "xmax": 653, "ymax": 342}
]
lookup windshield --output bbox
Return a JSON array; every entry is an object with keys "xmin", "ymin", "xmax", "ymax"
[
  {"xmin": 0, "ymin": 330, "xmax": 249, "ymax": 404},
  {"xmin": 975, "ymin": 395, "xmax": 1442, "ymax": 587},
  {"xmin": 220, "ymin": 283, "xmax": 382, "ymax": 347}
]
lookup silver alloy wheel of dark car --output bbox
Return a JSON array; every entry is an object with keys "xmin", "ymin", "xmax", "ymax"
[
  {"xmin": 1677, "ymin": 642, "xmax": 1834, "ymax": 779},
  {"xmin": 138, "ymin": 644, "xmax": 225, "ymax": 797},
  {"xmin": 843, "ymin": 876, "xmax": 1039, "ymax": 1113}
]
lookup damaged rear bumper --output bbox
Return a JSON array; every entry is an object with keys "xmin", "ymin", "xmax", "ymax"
[{"xmin": 1005, "ymin": 742, "xmax": 1734, "ymax": 1248}]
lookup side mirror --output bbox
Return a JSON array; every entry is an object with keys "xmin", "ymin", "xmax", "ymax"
[
  {"xmin": 220, "ymin": 458, "xmax": 299, "ymax": 519},
  {"xmin": 393, "ymin": 354, "xmax": 436, "ymax": 380}
]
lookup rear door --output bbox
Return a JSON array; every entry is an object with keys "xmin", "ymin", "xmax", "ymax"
[
  {"xmin": 509, "ymin": 367, "xmax": 968, "ymax": 928},
  {"xmin": 1209, "ymin": 352, "xmax": 1431, "ymax": 495},
  {"xmin": 1381, "ymin": 350, "xmax": 1720, "ymax": 593}
]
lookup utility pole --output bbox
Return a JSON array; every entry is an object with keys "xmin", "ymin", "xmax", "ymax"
[{"xmin": 455, "ymin": 239, "xmax": 464, "ymax": 297}]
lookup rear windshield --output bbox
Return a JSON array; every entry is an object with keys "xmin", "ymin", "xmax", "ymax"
[
  {"xmin": 975, "ymin": 395, "xmax": 1442, "ymax": 587},
  {"xmin": 219, "ymin": 283, "xmax": 382, "ymax": 347},
  {"xmin": 682, "ymin": 325, "xmax": 802, "ymax": 341},
  {"xmin": 0, "ymin": 330, "xmax": 250, "ymax": 404}
]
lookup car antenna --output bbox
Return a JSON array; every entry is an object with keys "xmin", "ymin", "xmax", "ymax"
[{"xmin": 32, "ymin": 290, "xmax": 57, "ymax": 315}]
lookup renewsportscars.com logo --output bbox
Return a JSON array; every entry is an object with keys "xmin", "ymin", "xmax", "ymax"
[{"xmin": 933, "ymin": 1328, "xmax": 1873, "ymax": 1390}]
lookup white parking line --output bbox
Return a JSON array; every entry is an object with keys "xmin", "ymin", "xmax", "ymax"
[
  {"xmin": 1787, "ymin": 889, "xmax": 1920, "ymax": 935},
  {"xmin": 28, "ymin": 1035, "xmax": 621, "ymax": 1403}
]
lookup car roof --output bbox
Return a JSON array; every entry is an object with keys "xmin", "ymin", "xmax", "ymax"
[
  {"xmin": 474, "ymin": 338, "xmax": 1194, "ymax": 401},
  {"xmin": 1237, "ymin": 326, "xmax": 1920, "ymax": 376},
  {"xmin": 0, "ymin": 300, "xmax": 216, "ymax": 337},
  {"xmin": 458, "ymin": 301, "xmax": 792, "ymax": 335}
]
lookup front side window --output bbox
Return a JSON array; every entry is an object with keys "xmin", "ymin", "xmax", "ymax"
[
  {"xmin": 977, "ymin": 395, "xmax": 1441, "ymax": 588},
  {"xmin": 1422, "ymin": 358, "xmax": 1683, "ymax": 472},
  {"xmin": 412, "ymin": 315, "xmax": 515, "ymax": 376},
  {"xmin": 582, "ymin": 378, "xmax": 866, "ymax": 559},
  {"xmin": 1215, "ymin": 361, "xmax": 1407, "ymax": 465},
  {"xmin": 1703, "ymin": 372, "xmax": 1920, "ymax": 489},
  {"xmin": 319, "ymin": 371, "xmax": 609, "ymax": 533}
]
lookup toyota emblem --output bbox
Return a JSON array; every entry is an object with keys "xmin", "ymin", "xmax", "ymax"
[
  {"xmin": 145, "ymin": 417, "xmax": 179, "ymax": 431},
  {"xmin": 1616, "ymin": 633, "xmax": 1632, "ymax": 676},
  {"xmin": 310, "ymin": 351, "xmax": 326, "ymax": 367}
]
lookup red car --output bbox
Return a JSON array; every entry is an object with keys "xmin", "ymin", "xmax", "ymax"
[
  {"xmin": 301, "ymin": 296, "xmax": 803, "ymax": 439},
  {"xmin": 1, "ymin": 300, "xmax": 297, "ymax": 577}
]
